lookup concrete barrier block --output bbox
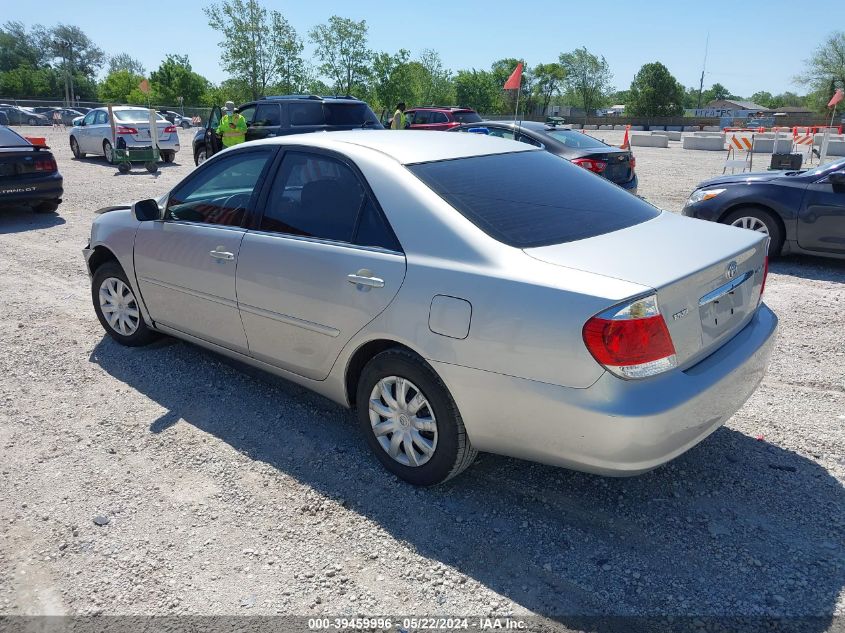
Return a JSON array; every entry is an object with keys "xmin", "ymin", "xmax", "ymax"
[
  {"xmin": 631, "ymin": 133, "xmax": 669, "ymax": 148},
  {"xmin": 824, "ymin": 141, "xmax": 845, "ymax": 156},
  {"xmin": 630, "ymin": 125, "xmax": 644, "ymax": 131},
  {"xmin": 694, "ymin": 132, "xmax": 725, "ymax": 139},
  {"xmin": 666, "ymin": 125, "xmax": 683, "ymax": 131},
  {"xmin": 663, "ymin": 131, "xmax": 682, "ymax": 141},
  {"xmin": 583, "ymin": 124, "xmax": 597, "ymax": 130},
  {"xmin": 752, "ymin": 138, "xmax": 793, "ymax": 153},
  {"xmin": 649, "ymin": 125, "xmax": 665, "ymax": 131},
  {"xmin": 813, "ymin": 134, "xmax": 845, "ymax": 146},
  {"xmin": 683, "ymin": 136, "xmax": 725, "ymax": 150},
  {"xmin": 599, "ymin": 124, "xmax": 613, "ymax": 130},
  {"xmin": 683, "ymin": 126, "xmax": 700, "ymax": 131},
  {"xmin": 702, "ymin": 125, "xmax": 721, "ymax": 132},
  {"xmin": 613, "ymin": 125, "xmax": 627, "ymax": 130}
]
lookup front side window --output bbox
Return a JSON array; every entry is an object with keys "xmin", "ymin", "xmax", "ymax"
[
  {"xmin": 260, "ymin": 151, "xmax": 400, "ymax": 250},
  {"xmin": 165, "ymin": 149, "xmax": 273, "ymax": 226},
  {"xmin": 94, "ymin": 111, "xmax": 108, "ymax": 125},
  {"xmin": 413, "ymin": 111, "xmax": 431, "ymax": 125},
  {"xmin": 409, "ymin": 150, "xmax": 659, "ymax": 248},
  {"xmin": 237, "ymin": 105, "xmax": 256, "ymax": 124},
  {"xmin": 253, "ymin": 103, "xmax": 281, "ymax": 127}
]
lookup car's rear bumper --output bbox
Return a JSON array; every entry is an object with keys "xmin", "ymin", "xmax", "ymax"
[
  {"xmin": 0, "ymin": 172, "xmax": 63, "ymax": 208},
  {"xmin": 432, "ymin": 303, "xmax": 777, "ymax": 476},
  {"xmin": 119, "ymin": 136, "xmax": 180, "ymax": 152}
]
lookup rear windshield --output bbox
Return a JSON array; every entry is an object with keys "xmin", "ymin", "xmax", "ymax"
[
  {"xmin": 409, "ymin": 151, "xmax": 659, "ymax": 248},
  {"xmin": 546, "ymin": 129, "xmax": 608, "ymax": 149},
  {"xmin": 452, "ymin": 111, "xmax": 482, "ymax": 123},
  {"xmin": 114, "ymin": 110, "xmax": 166, "ymax": 122},
  {"xmin": 0, "ymin": 126, "xmax": 28, "ymax": 146}
]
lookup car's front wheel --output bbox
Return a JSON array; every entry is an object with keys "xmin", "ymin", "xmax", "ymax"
[
  {"xmin": 723, "ymin": 206, "xmax": 784, "ymax": 256},
  {"xmin": 356, "ymin": 348, "xmax": 477, "ymax": 486},
  {"xmin": 92, "ymin": 262, "xmax": 158, "ymax": 347},
  {"xmin": 195, "ymin": 147, "xmax": 207, "ymax": 166},
  {"xmin": 70, "ymin": 136, "xmax": 84, "ymax": 158}
]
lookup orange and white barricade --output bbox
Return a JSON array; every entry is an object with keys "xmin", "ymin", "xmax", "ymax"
[{"xmin": 723, "ymin": 132, "xmax": 755, "ymax": 173}]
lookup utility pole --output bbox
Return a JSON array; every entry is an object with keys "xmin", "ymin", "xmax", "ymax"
[
  {"xmin": 57, "ymin": 40, "xmax": 70, "ymax": 107},
  {"xmin": 697, "ymin": 32, "xmax": 710, "ymax": 110}
]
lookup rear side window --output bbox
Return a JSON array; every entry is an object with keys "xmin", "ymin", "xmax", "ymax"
[
  {"xmin": 0, "ymin": 126, "xmax": 28, "ymax": 146},
  {"xmin": 453, "ymin": 111, "xmax": 481, "ymax": 123},
  {"xmin": 547, "ymin": 130, "xmax": 608, "ymax": 149},
  {"xmin": 323, "ymin": 103, "xmax": 379, "ymax": 126},
  {"xmin": 430, "ymin": 112, "xmax": 448, "ymax": 124},
  {"xmin": 409, "ymin": 151, "xmax": 659, "ymax": 248},
  {"xmin": 290, "ymin": 102, "xmax": 323, "ymax": 126}
]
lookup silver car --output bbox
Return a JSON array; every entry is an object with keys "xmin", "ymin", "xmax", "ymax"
[
  {"xmin": 83, "ymin": 131, "xmax": 778, "ymax": 485},
  {"xmin": 69, "ymin": 106, "xmax": 180, "ymax": 163}
]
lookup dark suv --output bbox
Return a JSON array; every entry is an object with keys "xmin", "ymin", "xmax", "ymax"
[
  {"xmin": 192, "ymin": 95, "xmax": 383, "ymax": 165},
  {"xmin": 404, "ymin": 106, "xmax": 481, "ymax": 131}
]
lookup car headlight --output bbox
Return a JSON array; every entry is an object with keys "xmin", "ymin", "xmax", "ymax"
[{"xmin": 688, "ymin": 188, "xmax": 726, "ymax": 204}]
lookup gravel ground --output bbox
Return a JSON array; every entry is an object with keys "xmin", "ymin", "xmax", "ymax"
[{"xmin": 0, "ymin": 126, "xmax": 843, "ymax": 627}]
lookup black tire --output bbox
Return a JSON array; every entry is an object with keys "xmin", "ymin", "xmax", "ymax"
[
  {"xmin": 103, "ymin": 139, "xmax": 114, "ymax": 164},
  {"xmin": 117, "ymin": 162, "xmax": 130, "ymax": 174},
  {"xmin": 722, "ymin": 206, "xmax": 784, "ymax": 256},
  {"xmin": 33, "ymin": 200, "xmax": 60, "ymax": 213},
  {"xmin": 144, "ymin": 161, "xmax": 158, "ymax": 173},
  {"xmin": 356, "ymin": 348, "xmax": 477, "ymax": 486},
  {"xmin": 181, "ymin": 120, "xmax": 190, "ymax": 129},
  {"xmin": 70, "ymin": 136, "xmax": 84, "ymax": 158},
  {"xmin": 91, "ymin": 262, "xmax": 158, "ymax": 347},
  {"xmin": 195, "ymin": 147, "xmax": 207, "ymax": 166},
  {"xmin": 162, "ymin": 150, "xmax": 175, "ymax": 163}
]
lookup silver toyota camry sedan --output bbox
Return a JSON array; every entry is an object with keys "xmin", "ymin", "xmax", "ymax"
[{"xmin": 83, "ymin": 131, "xmax": 778, "ymax": 485}]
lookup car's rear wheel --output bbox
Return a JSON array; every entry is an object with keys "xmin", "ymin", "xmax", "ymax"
[
  {"xmin": 103, "ymin": 139, "xmax": 114, "ymax": 163},
  {"xmin": 70, "ymin": 137, "xmax": 84, "ymax": 158},
  {"xmin": 195, "ymin": 147, "xmax": 207, "ymax": 166},
  {"xmin": 723, "ymin": 206, "xmax": 784, "ymax": 256},
  {"xmin": 33, "ymin": 201, "xmax": 60, "ymax": 213},
  {"xmin": 356, "ymin": 348, "xmax": 477, "ymax": 486},
  {"xmin": 162, "ymin": 150, "xmax": 175, "ymax": 163},
  {"xmin": 27, "ymin": 117, "xmax": 36, "ymax": 125},
  {"xmin": 92, "ymin": 262, "xmax": 158, "ymax": 347}
]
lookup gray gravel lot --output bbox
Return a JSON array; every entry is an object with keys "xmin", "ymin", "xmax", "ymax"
[{"xmin": 0, "ymin": 126, "xmax": 843, "ymax": 627}]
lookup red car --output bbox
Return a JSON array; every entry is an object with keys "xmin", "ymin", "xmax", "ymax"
[{"xmin": 404, "ymin": 106, "xmax": 482, "ymax": 130}]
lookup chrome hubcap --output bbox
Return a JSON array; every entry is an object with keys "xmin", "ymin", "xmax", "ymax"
[
  {"xmin": 731, "ymin": 216, "xmax": 769, "ymax": 234},
  {"xmin": 369, "ymin": 376, "xmax": 437, "ymax": 467},
  {"xmin": 197, "ymin": 150, "xmax": 207, "ymax": 164},
  {"xmin": 99, "ymin": 277, "xmax": 140, "ymax": 336},
  {"xmin": 104, "ymin": 143, "xmax": 113, "ymax": 162}
]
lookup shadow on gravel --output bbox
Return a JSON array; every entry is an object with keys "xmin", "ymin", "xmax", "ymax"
[
  {"xmin": 770, "ymin": 255, "xmax": 845, "ymax": 283},
  {"xmin": 0, "ymin": 207, "xmax": 65, "ymax": 234},
  {"xmin": 91, "ymin": 337, "xmax": 845, "ymax": 630},
  {"xmin": 72, "ymin": 156, "xmax": 182, "ymax": 175}
]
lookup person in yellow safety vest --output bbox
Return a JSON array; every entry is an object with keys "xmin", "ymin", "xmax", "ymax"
[
  {"xmin": 391, "ymin": 102, "xmax": 406, "ymax": 130},
  {"xmin": 216, "ymin": 100, "xmax": 247, "ymax": 147}
]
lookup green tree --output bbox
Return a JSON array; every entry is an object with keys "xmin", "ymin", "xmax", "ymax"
[
  {"xmin": 309, "ymin": 16, "xmax": 371, "ymax": 96},
  {"xmin": 559, "ymin": 47, "xmax": 613, "ymax": 121},
  {"xmin": 205, "ymin": 0, "xmax": 305, "ymax": 100},
  {"xmin": 371, "ymin": 49, "xmax": 416, "ymax": 112},
  {"xmin": 799, "ymin": 31, "xmax": 845, "ymax": 105},
  {"xmin": 533, "ymin": 62, "xmax": 565, "ymax": 115},
  {"xmin": 703, "ymin": 82, "xmax": 738, "ymax": 102},
  {"xmin": 627, "ymin": 62, "xmax": 684, "ymax": 117},
  {"xmin": 149, "ymin": 54, "xmax": 209, "ymax": 105},
  {"xmin": 48, "ymin": 23, "xmax": 105, "ymax": 77},
  {"xmin": 99, "ymin": 69, "xmax": 145, "ymax": 103},
  {"xmin": 454, "ymin": 69, "xmax": 498, "ymax": 114},
  {"xmin": 0, "ymin": 21, "xmax": 47, "ymax": 72},
  {"xmin": 491, "ymin": 58, "xmax": 533, "ymax": 114},
  {"xmin": 107, "ymin": 53, "xmax": 145, "ymax": 76},
  {"xmin": 417, "ymin": 49, "xmax": 453, "ymax": 105},
  {"xmin": 750, "ymin": 90, "xmax": 774, "ymax": 108}
]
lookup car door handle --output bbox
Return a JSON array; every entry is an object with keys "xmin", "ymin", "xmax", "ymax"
[
  {"xmin": 347, "ymin": 273, "xmax": 384, "ymax": 288},
  {"xmin": 209, "ymin": 249, "xmax": 235, "ymax": 261}
]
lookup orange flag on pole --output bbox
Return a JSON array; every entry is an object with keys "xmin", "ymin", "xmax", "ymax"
[
  {"xmin": 503, "ymin": 62, "xmax": 523, "ymax": 90},
  {"xmin": 828, "ymin": 88, "xmax": 843, "ymax": 108}
]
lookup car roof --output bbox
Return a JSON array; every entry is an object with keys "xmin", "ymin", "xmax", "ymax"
[
  {"xmin": 251, "ymin": 129, "xmax": 538, "ymax": 165},
  {"xmin": 409, "ymin": 106, "xmax": 476, "ymax": 112}
]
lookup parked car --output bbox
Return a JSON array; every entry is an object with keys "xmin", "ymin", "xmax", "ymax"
[
  {"xmin": 0, "ymin": 105, "xmax": 50, "ymax": 126},
  {"xmin": 47, "ymin": 108, "xmax": 84, "ymax": 126},
  {"xmin": 69, "ymin": 107, "xmax": 180, "ymax": 163},
  {"xmin": 0, "ymin": 112, "xmax": 8, "ymax": 126},
  {"xmin": 682, "ymin": 157, "xmax": 845, "ymax": 259},
  {"xmin": 0, "ymin": 125, "xmax": 63, "ymax": 213},
  {"xmin": 83, "ymin": 131, "xmax": 776, "ymax": 485},
  {"xmin": 451, "ymin": 121, "xmax": 638, "ymax": 193},
  {"xmin": 192, "ymin": 95, "xmax": 382, "ymax": 165},
  {"xmin": 31, "ymin": 106, "xmax": 59, "ymax": 115},
  {"xmin": 403, "ymin": 106, "xmax": 482, "ymax": 130}
]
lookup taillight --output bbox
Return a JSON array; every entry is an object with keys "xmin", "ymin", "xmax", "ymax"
[
  {"xmin": 116, "ymin": 126, "xmax": 138, "ymax": 135},
  {"xmin": 163, "ymin": 125, "xmax": 177, "ymax": 134},
  {"xmin": 629, "ymin": 156, "xmax": 636, "ymax": 171},
  {"xmin": 34, "ymin": 157, "xmax": 57, "ymax": 172},
  {"xmin": 583, "ymin": 294, "xmax": 677, "ymax": 379},
  {"xmin": 760, "ymin": 255, "xmax": 769, "ymax": 298},
  {"xmin": 572, "ymin": 157, "xmax": 607, "ymax": 173}
]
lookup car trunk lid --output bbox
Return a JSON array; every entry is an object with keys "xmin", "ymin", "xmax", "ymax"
[
  {"xmin": 0, "ymin": 146, "xmax": 55, "ymax": 178},
  {"xmin": 524, "ymin": 212, "xmax": 768, "ymax": 368},
  {"xmin": 585, "ymin": 149, "xmax": 635, "ymax": 184}
]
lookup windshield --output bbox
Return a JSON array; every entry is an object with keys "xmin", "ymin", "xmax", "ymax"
[
  {"xmin": 801, "ymin": 157, "xmax": 845, "ymax": 178},
  {"xmin": 546, "ymin": 129, "xmax": 609, "ymax": 149},
  {"xmin": 0, "ymin": 126, "xmax": 28, "ymax": 146},
  {"xmin": 409, "ymin": 151, "xmax": 659, "ymax": 248},
  {"xmin": 114, "ymin": 109, "xmax": 166, "ymax": 122},
  {"xmin": 453, "ymin": 111, "xmax": 482, "ymax": 123}
]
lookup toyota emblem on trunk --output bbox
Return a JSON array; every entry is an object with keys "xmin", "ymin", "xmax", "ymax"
[{"xmin": 725, "ymin": 261, "xmax": 738, "ymax": 280}]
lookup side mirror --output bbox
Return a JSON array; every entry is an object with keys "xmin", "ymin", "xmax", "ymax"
[
  {"xmin": 132, "ymin": 199, "xmax": 160, "ymax": 222},
  {"xmin": 829, "ymin": 171, "xmax": 845, "ymax": 191}
]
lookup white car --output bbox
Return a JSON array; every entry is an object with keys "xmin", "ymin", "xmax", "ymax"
[{"xmin": 69, "ymin": 107, "xmax": 180, "ymax": 163}]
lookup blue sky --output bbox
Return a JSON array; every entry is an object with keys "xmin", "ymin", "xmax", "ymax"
[{"xmin": 4, "ymin": 0, "xmax": 843, "ymax": 96}]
